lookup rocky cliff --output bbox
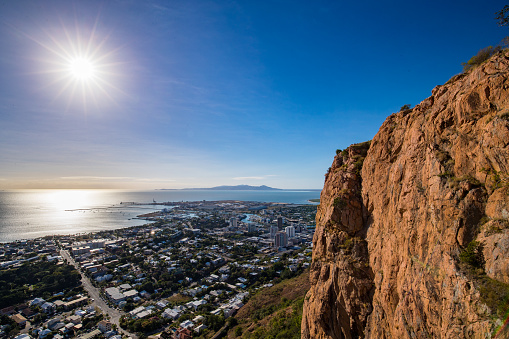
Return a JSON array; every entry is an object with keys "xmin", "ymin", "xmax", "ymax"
[{"xmin": 302, "ymin": 50, "xmax": 509, "ymax": 338}]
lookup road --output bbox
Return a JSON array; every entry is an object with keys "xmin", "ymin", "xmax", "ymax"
[{"xmin": 60, "ymin": 250, "xmax": 136, "ymax": 339}]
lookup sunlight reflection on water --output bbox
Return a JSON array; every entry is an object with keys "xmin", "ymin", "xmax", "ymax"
[{"xmin": 0, "ymin": 189, "xmax": 320, "ymax": 242}]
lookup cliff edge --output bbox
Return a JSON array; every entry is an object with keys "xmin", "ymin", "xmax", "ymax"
[{"xmin": 302, "ymin": 50, "xmax": 509, "ymax": 338}]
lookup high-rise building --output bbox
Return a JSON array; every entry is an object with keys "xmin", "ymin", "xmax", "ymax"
[
  {"xmin": 229, "ymin": 217, "xmax": 238, "ymax": 228},
  {"xmin": 285, "ymin": 225, "xmax": 295, "ymax": 238},
  {"xmin": 277, "ymin": 216, "xmax": 283, "ymax": 229},
  {"xmin": 274, "ymin": 231, "xmax": 288, "ymax": 248},
  {"xmin": 270, "ymin": 225, "xmax": 278, "ymax": 239}
]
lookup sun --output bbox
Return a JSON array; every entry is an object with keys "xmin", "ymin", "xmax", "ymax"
[
  {"xmin": 25, "ymin": 18, "xmax": 126, "ymax": 111},
  {"xmin": 69, "ymin": 57, "xmax": 96, "ymax": 81}
]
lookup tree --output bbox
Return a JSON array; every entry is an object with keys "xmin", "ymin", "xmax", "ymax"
[
  {"xmin": 400, "ymin": 104, "xmax": 412, "ymax": 112},
  {"xmin": 496, "ymin": 5, "xmax": 509, "ymax": 27},
  {"xmin": 205, "ymin": 314, "xmax": 224, "ymax": 331},
  {"xmin": 140, "ymin": 281, "xmax": 155, "ymax": 293}
]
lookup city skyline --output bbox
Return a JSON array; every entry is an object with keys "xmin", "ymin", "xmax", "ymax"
[{"xmin": 0, "ymin": 0, "xmax": 507, "ymax": 189}]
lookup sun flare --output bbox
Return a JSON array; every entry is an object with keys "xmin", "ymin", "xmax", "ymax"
[
  {"xmin": 27, "ymin": 18, "xmax": 125, "ymax": 111},
  {"xmin": 69, "ymin": 57, "xmax": 96, "ymax": 81}
]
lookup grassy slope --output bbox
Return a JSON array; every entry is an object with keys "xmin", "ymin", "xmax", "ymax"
[{"xmin": 226, "ymin": 269, "xmax": 310, "ymax": 339}]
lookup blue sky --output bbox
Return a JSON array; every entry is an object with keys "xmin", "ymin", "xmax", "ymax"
[{"xmin": 0, "ymin": 0, "xmax": 507, "ymax": 189}]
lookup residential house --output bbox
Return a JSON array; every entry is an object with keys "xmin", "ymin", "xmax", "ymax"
[
  {"xmin": 123, "ymin": 289, "xmax": 138, "ymax": 299},
  {"xmin": 66, "ymin": 315, "xmax": 81, "ymax": 325},
  {"xmin": 79, "ymin": 329, "xmax": 101, "ymax": 339},
  {"xmin": 161, "ymin": 308, "xmax": 180, "ymax": 320},
  {"xmin": 29, "ymin": 298, "xmax": 45, "ymax": 307},
  {"xmin": 0, "ymin": 306, "xmax": 16, "ymax": 316},
  {"xmin": 129, "ymin": 306, "xmax": 145, "ymax": 318},
  {"xmin": 98, "ymin": 320, "xmax": 112, "ymax": 333},
  {"xmin": 179, "ymin": 320, "xmax": 194, "ymax": 329},
  {"xmin": 13, "ymin": 334, "xmax": 31, "ymax": 339},
  {"xmin": 64, "ymin": 296, "xmax": 88, "ymax": 310},
  {"xmin": 156, "ymin": 300, "xmax": 169, "ymax": 309},
  {"xmin": 194, "ymin": 324, "xmax": 207, "ymax": 333},
  {"xmin": 41, "ymin": 302, "xmax": 56, "ymax": 314},
  {"xmin": 38, "ymin": 329, "xmax": 52, "ymax": 338},
  {"xmin": 186, "ymin": 299, "xmax": 207, "ymax": 311},
  {"xmin": 10, "ymin": 314, "xmax": 27, "ymax": 328},
  {"xmin": 175, "ymin": 328, "xmax": 192, "ymax": 339}
]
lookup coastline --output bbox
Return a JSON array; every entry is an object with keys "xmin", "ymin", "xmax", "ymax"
[
  {"xmin": 0, "ymin": 195, "xmax": 320, "ymax": 243},
  {"xmin": 0, "ymin": 190, "xmax": 320, "ymax": 243}
]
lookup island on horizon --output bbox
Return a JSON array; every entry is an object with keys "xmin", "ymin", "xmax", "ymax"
[{"xmin": 158, "ymin": 184, "xmax": 321, "ymax": 191}]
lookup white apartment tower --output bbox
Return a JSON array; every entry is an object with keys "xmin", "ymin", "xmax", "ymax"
[{"xmin": 285, "ymin": 225, "xmax": 295, "ymax": 238}]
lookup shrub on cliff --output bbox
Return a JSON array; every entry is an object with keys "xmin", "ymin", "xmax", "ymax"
[
  {"xmin": 462, "ymin": 46, "xmax": 502, "ymax": 72},
  {"xmin": 460, "ymin": 5, "xmax": 509, "ymax": 73},
  {"xmin": 459, "ymin": 240, "xmax": 484, "ymax": 269},
  {"xmin": 400, "ymin": 104, "xmax": 412, "ymax": 111},
  {"xmin": 333, "ymin": 197, "xmax": 346, "ymax": 209},
  {"xmin": 351, "ymin": 140, "xmax": 371, "ymax": 152}
]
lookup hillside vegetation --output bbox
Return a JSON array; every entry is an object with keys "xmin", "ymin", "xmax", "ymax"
[{"xmin": 225, "ymin": 270, "xmax": 310, "ymax": 339}]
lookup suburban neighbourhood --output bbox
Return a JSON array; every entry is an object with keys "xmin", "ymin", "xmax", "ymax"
[{"xmin": 0, "ymin": 201, "xmax": 316, "ymax": 339}]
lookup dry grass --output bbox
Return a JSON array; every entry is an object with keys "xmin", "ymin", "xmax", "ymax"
[
  {"xmin": 165, "ymin": 293, "xmax": 192, "ymax": 304},
  {"xmin": 220, "ymin": 270, "xmax": 310, "ymax": 338},
  {"xmin": 235, "ymin": 270, "xmax": 310, "ymax": 320}
]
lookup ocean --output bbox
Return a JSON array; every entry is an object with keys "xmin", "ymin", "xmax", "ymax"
[{"xmin": 0, "ymin": 189, "xmax": 320, "ymax": 243}]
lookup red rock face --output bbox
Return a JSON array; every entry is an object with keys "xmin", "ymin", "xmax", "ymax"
[{"xmin": 302, "ymin": 51, "xmax": 509, "ymax": 338}]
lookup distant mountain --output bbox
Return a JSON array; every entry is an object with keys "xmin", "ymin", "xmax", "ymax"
[
  {"xmin": 207, "ymin": 185, "xmax": 281, "ymax": 191},
  {"xmin": 158, "ymin": 185, "xmax": 282, "ymax": 191}
]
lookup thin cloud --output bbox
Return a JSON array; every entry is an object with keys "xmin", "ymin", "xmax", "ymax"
[
  {"xmin": 61, "ymin": 176, "xmax": 133, "ymax": 180},
  {"xmin": 151, "ymin": 3, "xmax": 169, "ymax": 12},
  {"xmin": 135, "ymin": 178, "xmax": 176, "ymax": 182},
  {"xmin": 233, "ymin": 176, "xmax": 264, "ymax": 180},
  {"xmin": 60, "ymin": 176, "xmax": 175, "ymax": 182},
  {"xmin": 233, "ymin": 175, "xmax": 278, "ymax": 181}
]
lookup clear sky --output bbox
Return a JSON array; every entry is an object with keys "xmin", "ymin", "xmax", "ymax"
[{"xmin": 0, "ymin": 0, "xmax": 507, "ymax": 190}]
